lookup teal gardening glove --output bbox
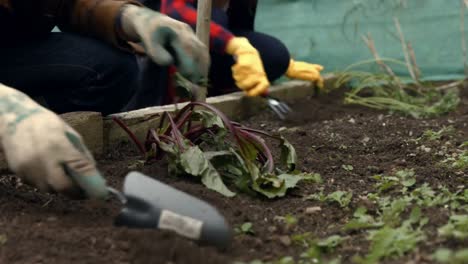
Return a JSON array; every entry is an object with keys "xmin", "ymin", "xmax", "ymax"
[
  {"xmin": 0, "ymin": 83, "xmax": 108, "ymax": 199},
  {"xmin": 120, "ymin": 5, "xmax": 210, "ymax": 83}
]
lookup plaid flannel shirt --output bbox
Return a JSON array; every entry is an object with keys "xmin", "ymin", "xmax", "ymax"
[{"xmin": 160, "ymin": 0, "xmax": 235, "ymax": 53}]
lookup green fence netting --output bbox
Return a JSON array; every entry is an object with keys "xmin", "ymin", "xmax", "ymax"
[{"xmin": 256, "ymin": 0, "xmax": 468, "ymax": 81}]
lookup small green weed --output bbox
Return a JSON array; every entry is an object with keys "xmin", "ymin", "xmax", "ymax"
[
  {"xmin": 379, "ymin": 197, "xmax": 412, "ymax": 227},
  {"xmin": 343, "ymin": 207, "xmax": 383, "ymax": 231},
  {"xmin": 235, "ymin": 222, "xmax": 255, "ymax": 235},
  {"xmin": 373, "ymin": 169, "xmax": 416, "ymax": 194},
  {"xmin": 432, "ymin": 248, "xmax": 468, "ymax": 264},
  {"xmin": 306, "ymin": 190, "xmax": 353, "ymax": 208},
  {"xmin": 354, "ymin": 208, "xmax": 427, "ymax": 264},
  {"xmin": 417, "ymin": 126, "xmax": 455, "ymax": 141},
  {"xmin": 284, "ymin": 214, "xmax": 298, "ymax": 228},
  {"xmin": 301, "ymin": 173, "xmax": 323, "ymax": 184},
  {"xmin": 342, "ymin": 165, "xmax": 354, "ymax": 172},
  {"xmin": 294, "ymin": 233, "xmax": 345, "ymax": 264},
  {"xmin": 438, "ymin": 215, "xmax": 468, "ymax": 240},
  {"xmin": 441, "ymin": 141, "xmax": 468, "ymax": 170}
]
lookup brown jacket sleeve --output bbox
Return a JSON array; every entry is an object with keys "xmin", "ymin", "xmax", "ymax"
[
  {"xmin": 6, "ymin": 0, "xmax": 142, "ymax": 49},
  {"xmin": 53, "ymin": 0, "xmax": 143, "ymax": 49}
]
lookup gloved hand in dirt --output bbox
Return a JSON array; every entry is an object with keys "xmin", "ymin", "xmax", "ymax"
[
  {"xmin": 285, "ymin": 59, "xmax": 325, "ymax": 89},
  {"xmin": 120, "ymin": 5, "xmax": 209, "ymax": 83},
  {"xmin": 0, "ymin": 83, "xmax": 108, "ymax": 199},
  {"xmin": 226, "ymin": 37, "xmax": 270, "ymax": 97}
]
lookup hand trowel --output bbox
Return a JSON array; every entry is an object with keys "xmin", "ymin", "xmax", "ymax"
[
  {"xmin": 111, "ymin": 171, "xmax": 232, "ymax": 249},
  {"xmin": 68, "ymin": 169, "xmax": 232, "ymax": 250}
]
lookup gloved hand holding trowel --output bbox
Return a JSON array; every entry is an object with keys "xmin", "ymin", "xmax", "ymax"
[
  {"xmin": 0, "ymin": 0, "xmax": 230, "ymax": 249},
  {"xmin": 0, "ymin": 83, "xmax": 108, "ymax": 199},
  {"xmin": 0, "ymin": 83, "xmax": 232, "ymax": 249}
]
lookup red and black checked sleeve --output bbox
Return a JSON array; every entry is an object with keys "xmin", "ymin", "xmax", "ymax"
[{"xmin": 160, "ymin": 0, "xmax": 234, "ymax": 54}]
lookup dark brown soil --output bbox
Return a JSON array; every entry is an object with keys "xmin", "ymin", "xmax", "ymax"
[{"xmin": 1, "ymin": 87, "xmax": 467, "ymax": 264}]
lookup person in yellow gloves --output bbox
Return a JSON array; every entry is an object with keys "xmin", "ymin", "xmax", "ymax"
[{"xmin": 140, "ymin": 0, "xmax": 324, "ymax": 97}]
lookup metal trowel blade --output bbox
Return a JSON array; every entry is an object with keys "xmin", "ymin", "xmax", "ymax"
[{"xmin": 113, "ymin": 171, "xmax": 232, "ymax": 249}]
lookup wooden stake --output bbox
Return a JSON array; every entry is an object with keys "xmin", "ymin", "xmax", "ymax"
[
  {"xmin": 196, "ymin": 0, "xmax": 212, "ymax": 47},
  {"xmin": 195, "ymin": 0, "xmax": 212, "ymax": 102}
]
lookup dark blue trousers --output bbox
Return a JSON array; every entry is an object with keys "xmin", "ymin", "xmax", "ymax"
[{"xmin": 0, "ymin": 33, "xmax": 140, "ymax": 115}]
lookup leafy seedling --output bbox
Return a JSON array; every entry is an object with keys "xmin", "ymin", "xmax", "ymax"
[
  {"xmin": 301, "ymin": 173, "xmax": 323, "ymax": 184},
  {"xmin": 355, "ymin": 207, "xmax": 427, "ymax": 264},
  {"xmin": 328, "ymin": 191, "xmax": 353, "ymax": 208},
  {"xmin": 299, "ymin": 234, "xmax": 345, "ymax": 264},
  {"xmin": 113, "ymin": 102, "xmax": 307, "ymax": 198},
  {"xmin": 373, "ymin": 169, "xmax": 416, "ymax": 194},
  {"xmin": 235, "ymin": 222, "xmax": 255, "ymax": 235},
  {"xmin": 342, "ymin": 164, "xmax": 354, "ymax": 172},
  {"xmin": 438, "ymin": 214, "xmax": 468, "ymax": 240},
  {"xmin": 306, "ymin": 190, "xmax": 353, "ymax": 208},
  {"xmin": 343, "ymin": 207, "xmax": 384, "ymax": 231},
  {"xmin": 417, "ymin": 126, "xmax": 455, "ymax": 142},
  {"xmin": 451, "ymin": 150, "xmax": 468, "ymax": 170},
  {"xmin": 432, "ymin": 248, "xmax": 468, "ymax": 264},
  {"xmin": 379, "ymin": 197, "xmax": 412, "ymax": 227},
  {"xmin": 284, "ymin": 214, "xmax": 298, "ymax": 229}
]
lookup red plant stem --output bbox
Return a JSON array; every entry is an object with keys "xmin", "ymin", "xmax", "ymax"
[
  {"xmin": 147, "ymin": 129, "xmax": 161, "ymax": 144},
  {"xmin": 188, "ymin": 102, "xmax": 238, "ymax": 137},
  {"xmin": 175, "ymin": 109, "xmax": 193, "ymax": 132},
  {"xmin": 112, "ymin": 117, "xmax": 146, "ymax": 155},
  {"xmin": 174, "ymin": 103, "xmax": 193, "ymax": 121},
  {"xmin": 159, "ymin": 134, "xmax": 177, "ymax": 143},
  {"xmin": 187, "ymin": 102, "xmax": 247, "ymax": 158},
  {"xmin": 231, "ymin": 122, "xmax": 282, "ymax": 141},
  {"xmin": 166, "ymin": 113, "xmax": 186, "ymax": 151},
  {"xmin": 237, "ymin": 129, "xmax": 274, "ymax": 173}
]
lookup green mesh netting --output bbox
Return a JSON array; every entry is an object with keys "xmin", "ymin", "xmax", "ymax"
[{"xmin": 256, "ymin": 0, "xmax": 468, "ymax": 80}]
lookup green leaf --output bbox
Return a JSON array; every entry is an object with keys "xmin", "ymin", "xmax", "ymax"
[
  {"xmin": 328, "ymin": 191, "xmax": 353, "ymax": 208},
  {"xmin": 252, "ymin": 173, "xmax": 303, "ymax": 199},
  {"xmin": 191, "ymin": 110, "xmax": 225, "ymax": 128},
  {"xmin": 433, "ymin": 248, "xmax": 453, "ymax": 263},
  {"xmin": 438, "ymin": 215, "xmax": 468, "ymax": 240},
  {"xmin": 280, "ymin": 137, "xmax": 297, "ymax": 171},
  {"xmin": 0, "ymin": 234, "xmax": 6, "ymax": 245},
  {"xmin": 180, "ymin": 146, "xmax": 208, "ymax": 175},
  {"xmin": 344, "ymin": 207, "xmax": 383, "ymax": 231},
  {"xmin": 363, "ymin": 222, "xmax": 425, "ymax": 263},
  {"xmin": 433, "ymin": 248, "xmax": 468, "ymax": 264},
  {"xmin": 179, "ymin": 146, "xmax": 235, "ymax": 197},
  {"xmin": 203, "ymin": 150, "xmax": 233, "ymax": 161},
  {"xmin": 301, "ymin": 172, "xmax": 323, "ymax": 184},
  {"xmin": 380, "ymin": 197, "xmax": 411, "ymax": 227},
  {"xmin": 235, "ymin": 222, "xmax": 255, "ymax": 235},
  {"xmin": 238, "ymin": 136, "xmax": 260, "ymax": 162},
  {"xmin": 316, "ymin": 235, "xmax": 344, "ymax": 250},
  {"xmin": 342, "ymin": 164, "xmax": 354, "ymax": 171},
  {"xmin": 283, "ymin": 214, "xmax": 298, "ymax": 228}
]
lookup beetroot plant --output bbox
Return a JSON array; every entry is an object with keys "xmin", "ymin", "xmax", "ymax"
[{"xmin": 113, "ymin": 101, "xmax": 307, "ymax": 198}]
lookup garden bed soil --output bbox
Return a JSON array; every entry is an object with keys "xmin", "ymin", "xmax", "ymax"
[{"xmin": 1, "ymin": 87, "xmax": 467, "ymax": 264}]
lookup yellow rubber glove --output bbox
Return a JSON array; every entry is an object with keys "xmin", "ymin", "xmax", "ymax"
[
  {"xmin": 226, "ymin": 37, "xmax": 270, "ymax": 97},
  {"xmin": 286, "ymin": 59, "xmax": 324, "ymax": 88}
]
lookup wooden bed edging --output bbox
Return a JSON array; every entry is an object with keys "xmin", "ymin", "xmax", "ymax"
[{"xmin": 0, "ymin": 77, "xmax": 335, "ymax": 169}]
